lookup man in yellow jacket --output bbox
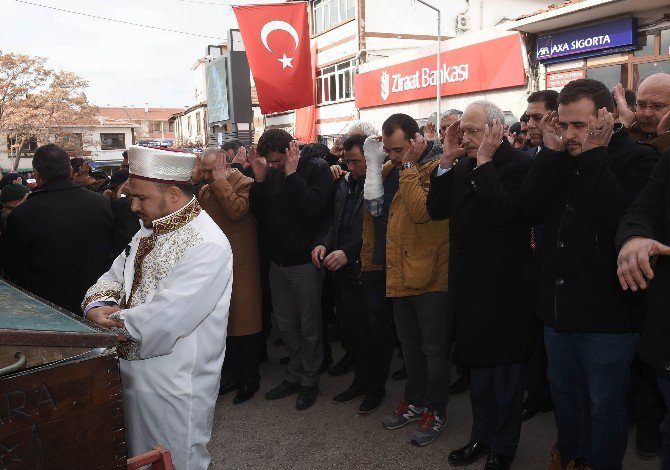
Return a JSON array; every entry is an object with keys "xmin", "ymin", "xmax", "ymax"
[{"xmin": 364, "ymin": 113, "xmax": 450, "ymax": 447}]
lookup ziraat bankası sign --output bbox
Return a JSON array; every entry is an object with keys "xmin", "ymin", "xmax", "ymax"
[{"xmin": 354, "ymin": 34, "xmax": 526, "ymax": 109}]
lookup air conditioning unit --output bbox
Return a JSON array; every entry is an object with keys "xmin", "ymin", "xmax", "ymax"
[{"xmin": 456, "ymin": 13, "xmax": 471, "ymax": 32}]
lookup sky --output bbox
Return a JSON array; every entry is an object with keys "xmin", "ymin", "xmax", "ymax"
[{"xmin": 1, "ymin": 0, "xmax": 278, "ymax": 108}]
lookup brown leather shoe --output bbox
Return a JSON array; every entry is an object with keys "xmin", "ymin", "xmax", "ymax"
[{"xmin": 550, "ymin": 446, "xmax": 564, "ymax": 470}]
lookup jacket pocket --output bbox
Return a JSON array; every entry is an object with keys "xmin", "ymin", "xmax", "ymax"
[{"xmin": 400, "ymin": 244, "xmax": 439, "ymax": 290}]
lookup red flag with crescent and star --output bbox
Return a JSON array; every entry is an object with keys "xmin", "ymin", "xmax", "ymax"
[{"xmin": 233, "ymin": 2, "xmax": 314, "ymax": 114}]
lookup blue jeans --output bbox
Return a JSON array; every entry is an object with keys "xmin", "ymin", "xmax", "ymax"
[{"xmin": 544, "ymin": 326, "xmax": 638, "ymax": 470}]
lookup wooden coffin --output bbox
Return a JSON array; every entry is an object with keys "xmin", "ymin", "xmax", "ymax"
[{"xmin": 0, "ymin": 280, "xmax": 126, "ymax": 469}]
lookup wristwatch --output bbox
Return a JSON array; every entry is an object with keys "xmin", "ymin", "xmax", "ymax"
[{"xmin": 402, "ymin": 162, "xmax": 414, "ymax": 171}]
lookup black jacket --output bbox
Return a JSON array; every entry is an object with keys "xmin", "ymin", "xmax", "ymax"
[
  {"xmin": 316, "ymin": 174, "xmax": 365, "ymax": 274},
  {"xmin": 111, "ymin": 196, "xmax": 140, "ymax": 258},
  {"xmin": 517, "ymin": 127, "xmax": 659, "ymax": 333},
  {"xmin": 427, "ymin": 139, "xmax": 538, "ymax": 366},
  {"xmin": 250, "ymin": 150, "xmax": 332, "ymax": 266},
  {"xmin": 616, "ymin": 150, "xmax": 670, "ymax": 374},
  {"xmin": 3, "ymin": 179, "xmax": 114, "ymax": 315}
]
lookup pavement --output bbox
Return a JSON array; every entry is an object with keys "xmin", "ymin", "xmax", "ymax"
[{"xmin": 208, "ymin": 340, "xmax": 663, "ymax": 470}]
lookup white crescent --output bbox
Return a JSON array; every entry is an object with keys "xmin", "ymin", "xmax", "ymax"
[{"xmin": 260, "ymin": 20, "xmax": 299, "ymax": 54}]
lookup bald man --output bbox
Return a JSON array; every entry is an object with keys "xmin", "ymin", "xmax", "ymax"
[{"xmin": 615, "ymin": 73, "xmax": 670, "ymax": 152}]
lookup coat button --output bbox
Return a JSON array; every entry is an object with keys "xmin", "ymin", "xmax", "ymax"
[
  {"xmin": 556, "ymin": 278, "xmax": 565, "ymax": 286},
  {"xmin": 558, "ymin": 241, "xmax": 565, "ymax": 248}
]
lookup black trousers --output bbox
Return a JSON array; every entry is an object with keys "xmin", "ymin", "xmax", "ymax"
[
  {"xmin": 628, "ymin": 355, "xmax": 664, "ymax": 431},
  {"xmin": 470, "ymin": 363, "xmax": 525, "ymax": 457},
  {"xmin": 336, "ymin": 268, "xmax": 394, "ymax": 392},
  {"xmin": 226, "ymin": 332, "xmax": 264, "ymax": 388},
  {"xmin": 523, "ymin": 316, "xmax": 551, "ymax": 403},
  {"xmin": 657, "ymin": 373, "xmax": 670, "ymax": 470}
]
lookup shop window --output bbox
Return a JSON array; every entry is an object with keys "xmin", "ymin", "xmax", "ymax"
[
  {"xmin": 634, "ymin": 33, "xmax": 656, "ymax": 57},
  {"xmin": 56, "ymin": 133, "xmax": 83, "ymax": 151},
  {"xmin": 312, "ymin": 0, "xmax": 355, "ymax": 34},
  {"xmin": 586, "ymin": 64, "xmax": 628, "ymax": 92},
  {"xmin": 632, "ymin": 60, "xmax": 670, "ymax": 89},
  {"xmin": 100, "ymin": 133, "xmax": 125, "ymax": 150},
  {"xmin": 316, "ymin": 58, "xmax": 355, "ymax": 105},
  {"xmin": 661, "ymin": 29, "xmax": 670, "ymax": 56},
  {"xmin": 6, "ymin": 136, "xmax": 38, "ymax": 156}
]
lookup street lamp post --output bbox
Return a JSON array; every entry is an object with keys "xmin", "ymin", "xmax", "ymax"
[{"xmin": 413, "ymin": 0, "xmax": 441, "ymax": 128}]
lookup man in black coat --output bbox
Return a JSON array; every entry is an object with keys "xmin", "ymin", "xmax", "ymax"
[
  {"xmin": 616, "ymin": 148, "xmax": 670, "ymax": 468},
  {"xmin": 521, "ymin": 90, "xmax": 559, "ymax": 423},
  {"xmin": 3, "ymin": 144, "xmax": 114, "ymax": 315},
  {"xmin": 427, "ymin": 101, "xmax": 537, "ymax": 470},
  {"xmin": 250, "ymin": 129, "xmax": 332, "ymax": 411},
  {"xmin": 311, "ymin": 133, "xmax": 393, "ymax": 413},
  {"xmin": 516, "ymin": 79, "xmax": 659, "ymax": 470}
]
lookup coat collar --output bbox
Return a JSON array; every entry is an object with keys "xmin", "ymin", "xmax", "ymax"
[{"xmin": 30, "ymin": 177, "xmax": 79, "ymax": 196}]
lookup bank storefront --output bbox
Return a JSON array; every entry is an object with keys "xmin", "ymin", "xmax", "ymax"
[{"xmin": 354, "ymin": 33, "xmax": 530, "ymax": 129}]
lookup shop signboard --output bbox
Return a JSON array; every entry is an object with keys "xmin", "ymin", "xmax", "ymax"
[
  {"xmin": 546, "ymin": 69, "xmax": 585, "ymax": 88},
  {"xmin": 354, "ymin": 34, "xmax": 526, "ymax": 109},
  {"xmin": 536, "ymin": 17, "xmax": 636, "ymax": 64}
]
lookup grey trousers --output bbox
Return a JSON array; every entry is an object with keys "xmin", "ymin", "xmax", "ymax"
[
  {"xmin": 269, "ymin": 261, "xmax": 324, "ymax": 387},
  {"xmin": 393, "ymin": 291, "xmax": 451, "ymax": 416}
]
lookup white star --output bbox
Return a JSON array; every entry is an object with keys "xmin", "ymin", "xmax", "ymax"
[{"xmin": 277, "ymin": 53, "xmax": 294, "ymax": 69}]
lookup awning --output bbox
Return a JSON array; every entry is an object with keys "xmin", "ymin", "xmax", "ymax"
[{"xmin": 512, "ymin": 0, "xmax": 669, "ymax": 34}]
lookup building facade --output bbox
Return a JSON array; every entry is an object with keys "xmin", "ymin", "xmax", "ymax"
[{"xmin": 265, "ymin": 0, "xmax": 557, "ymax": 140}]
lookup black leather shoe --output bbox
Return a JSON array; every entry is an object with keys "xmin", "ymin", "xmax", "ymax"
[
  {"xmin": 333, "ymin": 382, "xmax": 365, "ymax": 403},
  {"xmin": 296, "ymin": 386, "xmax": 318, "ymax": 410},
  {"xmin": 391, "ymin": 365, "xmax": 406, "ymax": 380},
  {"xmin": 233, "ymin": 385, "xmax": 259, "ymax": 404},
  {"xmin": 359, "ymin": 389, "xmax": 385, "ymax": 414},
  {"xmin": 265, "ymin": 380, "xmax": 300, "ymax": 400},
  {"xmin": 484, "ymin": 451, "xmax": 512, "ymax": 469},
  {"xmin": 448, "ymin": 442, "xmax": 490, "ymax": 466},
  {"xmin": 218, "ymin": 378, "xmax": 238, "ymax": 396},
  {"xmin": 521, "ymin": 395, "xmax": 553, "ymax": 422},
  {"xmin": 328, "ymin": 352, "xmax": 355, "ymax": 377},
  {"xmin": 448, "ymin": 374, "xmax": 470, "ymax": 395}
]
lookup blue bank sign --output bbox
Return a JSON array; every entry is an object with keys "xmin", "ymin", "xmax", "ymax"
[{"xmin": 536, "ymin": 17, "xmax": 636, "ymax": 63}]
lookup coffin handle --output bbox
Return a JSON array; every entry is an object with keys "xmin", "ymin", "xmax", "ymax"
[{"xmin": 0, "ymin": 352, "xmax": 27, "ymax": 377}]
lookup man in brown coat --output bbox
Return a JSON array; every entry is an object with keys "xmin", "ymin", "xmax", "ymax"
[{"xmin": 197, "ymin": 146, "xmax": 264, "ymax": 404}]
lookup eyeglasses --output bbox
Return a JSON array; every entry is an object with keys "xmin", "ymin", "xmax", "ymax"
[
  {"xmin": 459, "ymin": 127, "xmax": 484, "ymax": 137},
  {"xmin": 635, "ymin": 101, "xmax": 670, "ymax": 112}
]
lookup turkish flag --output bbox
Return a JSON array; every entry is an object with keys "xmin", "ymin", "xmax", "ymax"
[{"xmin": 233, "ymin": 2, "xmax": 314, "ymax": 114}]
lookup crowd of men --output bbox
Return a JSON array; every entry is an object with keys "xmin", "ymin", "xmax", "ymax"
[{"xmin": 2, "ymin": 72, "xmax": 670, "ymax": 470}]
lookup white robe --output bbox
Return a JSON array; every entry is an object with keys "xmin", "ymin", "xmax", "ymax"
[{"xmin": 84, "ymin": 199, "xmax": 232, "ymax": 470}]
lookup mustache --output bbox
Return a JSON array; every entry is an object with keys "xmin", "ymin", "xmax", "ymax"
[{"xmin": 565, "ymin": 140, "xmax": 581, "ymax": 146}]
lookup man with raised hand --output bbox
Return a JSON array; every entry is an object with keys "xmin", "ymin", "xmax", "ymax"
[
  {"xmin": 516, "ymin": 79, "xmax": 659, "ymax": 470},
  {"xmin": 428, "ymin": 101, "xmax": 536, "ymax": 470}
]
